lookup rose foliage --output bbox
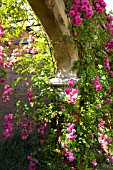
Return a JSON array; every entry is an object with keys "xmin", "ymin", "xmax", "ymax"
[{"xmin": 0, "ymin": 0, "xmax": 113, "ymax": 169}]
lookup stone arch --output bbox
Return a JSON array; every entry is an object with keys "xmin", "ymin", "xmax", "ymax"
[{"xmin": 27, "ymin": 0, "xmax": 78, "ymax": 78}]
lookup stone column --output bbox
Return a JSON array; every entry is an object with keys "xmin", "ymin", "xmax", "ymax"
[{"xmin": 27, "ymin": 0, "xmax": 78, "ymax": 79}]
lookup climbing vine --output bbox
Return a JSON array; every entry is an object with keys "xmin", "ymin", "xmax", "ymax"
[{"xmin": 0, "ymin": 0, "xmax": 113, "ymax": 170}]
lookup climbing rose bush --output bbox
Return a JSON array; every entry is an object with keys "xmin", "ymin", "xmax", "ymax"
[{"xmin": 0, "ymin": 0, "xmax": 113, "ymax": 169}]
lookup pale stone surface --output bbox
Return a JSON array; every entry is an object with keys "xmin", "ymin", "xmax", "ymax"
[
  {"xmin": 27, "ymin": 0, "xmax": 78, "ymax": 77},
  {"xmin": 49, "ymin": 77, "xmax": 79, "ymax": 99},
  {"xmin": 49, "ymin": 77, "xmax": 80, "ymax": 86}
]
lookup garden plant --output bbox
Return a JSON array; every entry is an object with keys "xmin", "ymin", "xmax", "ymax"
[{"xmin": 0, "ymin": 0, "xmax": 113, "ymax": 170}]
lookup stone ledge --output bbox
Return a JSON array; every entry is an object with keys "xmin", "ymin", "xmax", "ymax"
[{"xmin": 49, "ymin": 77, "xmax": 80, "ymax": 86}]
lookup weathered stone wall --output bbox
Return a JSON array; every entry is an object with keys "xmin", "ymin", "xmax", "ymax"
[
  {"xmin": 0, "ymin": 30, "xmax": 34, "ymax": 143},
  {"xmin": 0, "ymin": 66, "xmax": 29, "ymax": 143}
]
